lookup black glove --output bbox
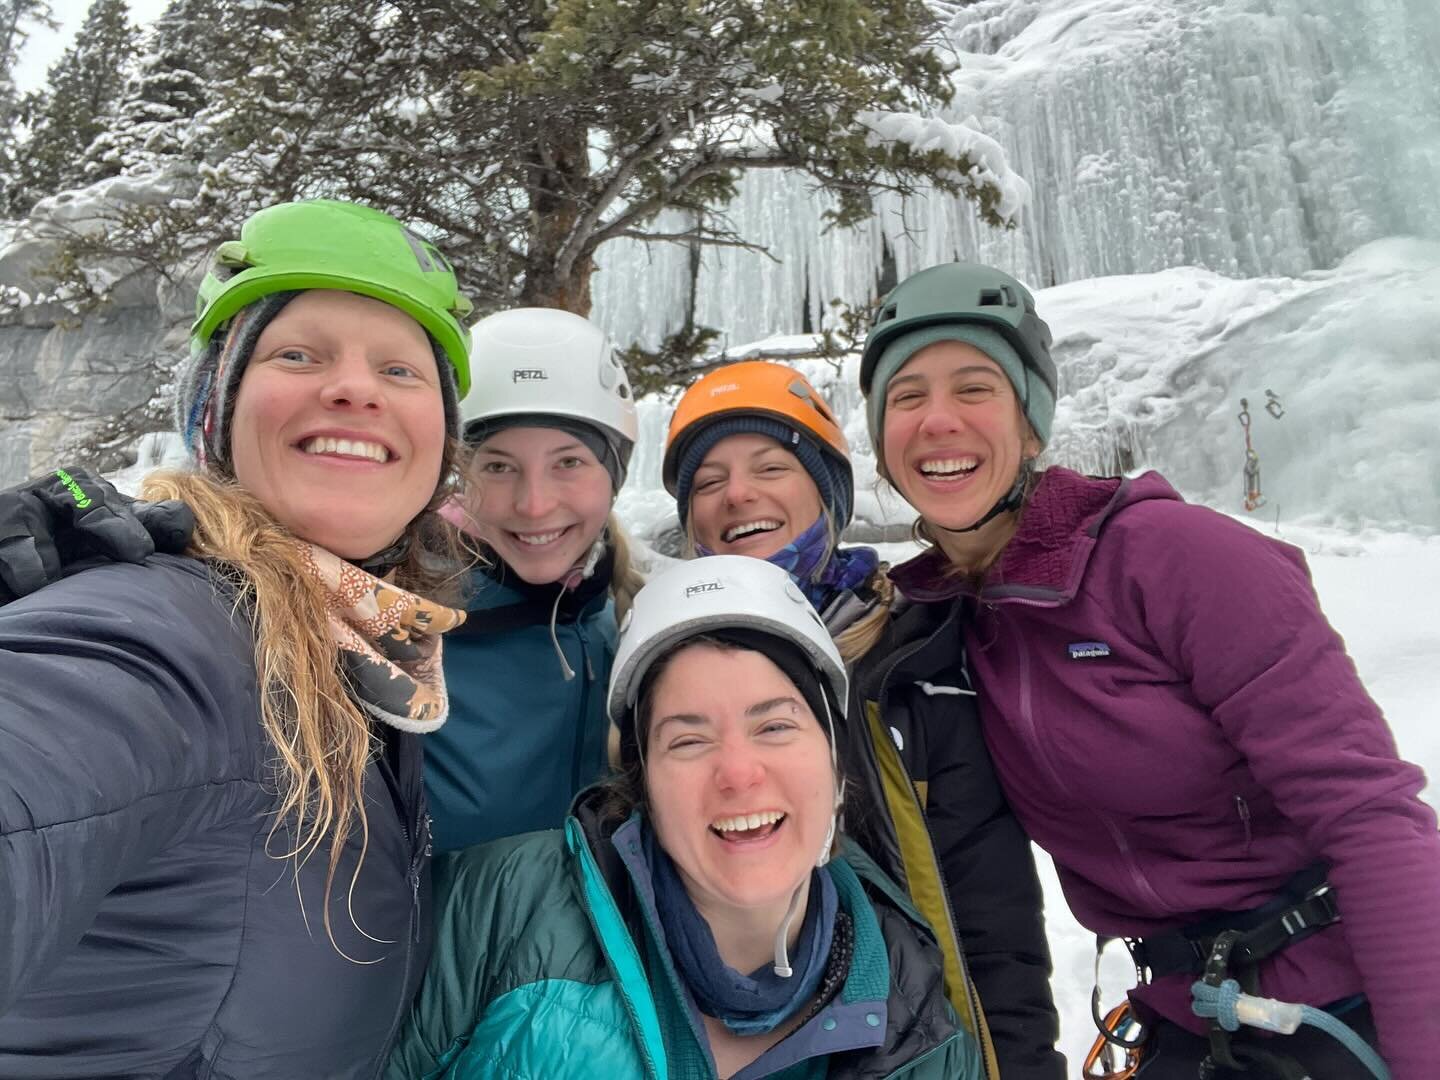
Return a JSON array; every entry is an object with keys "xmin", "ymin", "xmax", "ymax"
[{"xmin": 0, "ymin": 466, "xmax": 195, "ymax": 604}]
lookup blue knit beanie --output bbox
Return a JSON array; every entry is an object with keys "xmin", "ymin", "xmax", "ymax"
[{"xmin": 673, "ymin": 416, "xmax": 853, "ymax": 531}]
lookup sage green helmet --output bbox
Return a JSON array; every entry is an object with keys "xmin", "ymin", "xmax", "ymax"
[
  {"xmin": 191, "ymin": 200, "xmax": 475, "ymax": 396},
  {"xmin": 860, "ymin": 263, "xmax": 1056, "ymax": 399}
]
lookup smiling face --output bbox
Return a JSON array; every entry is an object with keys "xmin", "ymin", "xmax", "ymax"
[
  {"xmin": 644, "ymin": 643, "xmax": 836, "ymax": 923},
  {"xmin": 464, "ymin": 425, "xmax": 614, "ymax": 584},
  {"xmin": 881, "ymin": 340, "xmax": 1040, "ymax": 566},
  {"xmin": 228, "ymin": 289, "xmax": 447, "ymax": 559},
  {"xmin": 687, "ymin": 433, "xmax": 825, "ymax": 558}
]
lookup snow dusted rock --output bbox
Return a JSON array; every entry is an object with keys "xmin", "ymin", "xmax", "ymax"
[{"xmin": 0, "ymin": 175, "xmax": 199, "ymax": 485}]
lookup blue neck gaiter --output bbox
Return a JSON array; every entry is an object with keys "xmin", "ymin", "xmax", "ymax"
[
  {"xmin": 642, "ymin": 820, "xmax": 837, "ymax": 1035},
  {"xmin": 698, "ymin": 516, "xmax": 880, "ymax": 611}
]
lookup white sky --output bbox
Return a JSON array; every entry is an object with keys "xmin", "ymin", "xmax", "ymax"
[{"xmin": 15, "ymin": 0, "xmax": 172, "ymax": 92}]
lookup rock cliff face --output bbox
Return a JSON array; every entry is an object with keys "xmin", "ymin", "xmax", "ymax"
[{"xmin": 0, "ymin": 177, "xmax": 198, "ymax": 485}]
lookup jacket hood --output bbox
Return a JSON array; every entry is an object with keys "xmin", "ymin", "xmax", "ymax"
[{"xmin": 889, "ymin": 468, "xmax": 1184, "ymax": 606}]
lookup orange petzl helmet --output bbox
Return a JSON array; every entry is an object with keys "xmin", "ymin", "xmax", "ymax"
[{"xmin": 663, "ymin": 361, "xmax": 854, "ymax": 527}]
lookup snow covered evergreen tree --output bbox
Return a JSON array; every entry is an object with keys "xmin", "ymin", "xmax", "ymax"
[
  {"xmin": 83, "ymin": 0, "xmax": 207, "ymax": 180},
  {"xmin": 0, "ymin": 0, "xmax": 58, "ymax": 214},
  {"xmin": 39, "ymin": 0, "xmax": 1021, "ymax": 386},
  {"xmin": 13, "ymin": 0, "xmax": 138, "ymax": 211}
]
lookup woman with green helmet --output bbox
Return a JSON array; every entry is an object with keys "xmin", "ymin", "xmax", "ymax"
[
  {"xmin": 0, "ymin": 198, "xmax": 476, "ymax": 1077},
  {"xmin": 862, "ymin": 262, "xmax": 1440, "ymax": 1079}
]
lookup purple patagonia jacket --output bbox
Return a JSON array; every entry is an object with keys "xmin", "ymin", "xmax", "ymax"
[{"xmin": 890, "ymin": 467, "xmax": 1440, "ymax": 1078}]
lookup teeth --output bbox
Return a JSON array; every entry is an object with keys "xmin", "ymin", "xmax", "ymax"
[
  {"xmin": 515, "ymin": 529, "xmax": 565, "ymax": 546},
  {"xmin": 722, "ymin": 519, "xmax": 781, "ymax": 542},
  {"xmin": 711, "ymin": 810, "xmax": 785, "ymax": 833},
  {"xmin": 920, "ymin": 457, "xmax": 978, "ymax": 476},
  {"xmin": 301, "ymin": 436, "xmax": 390, "ymax": 463}
]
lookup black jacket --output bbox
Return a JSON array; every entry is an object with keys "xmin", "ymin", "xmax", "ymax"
[
  {"xmin": 840, "ymin": 591, "xmax": 1066, "ymax": 1080},
  {"xmin": 0, "ymin": 556, "xmax": 431, "ymax": 1079}
]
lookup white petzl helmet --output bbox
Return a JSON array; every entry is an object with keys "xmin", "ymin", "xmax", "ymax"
[
  {"xmin": 461, "ymin": 307, "xmax": 639, "ymax": 468},
  {"xmin": 607, "ymin": 555, "xmax": 848, "ymax": 728}
]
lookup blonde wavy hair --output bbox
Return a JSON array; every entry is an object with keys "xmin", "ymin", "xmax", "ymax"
[{"xmin": 141, "ymin": 447, "xmax": 468, "ymax": 952}]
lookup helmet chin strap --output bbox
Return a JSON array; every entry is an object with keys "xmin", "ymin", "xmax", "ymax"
[
  {"xmin": 930, "ymin": 461, "xmax": 1032, "ymax": 535},
  {"xmin": 774, "ymin": 694, "xmax": 845, "ymax": 978}
]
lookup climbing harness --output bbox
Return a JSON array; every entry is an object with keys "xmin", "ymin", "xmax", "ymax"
[
  {"xmin": 1239, "ymin": 399, "xmax": 1265, "ymax": 511},
  {"xmin": 1088, "ymin": 866, "xmax": 1381, "ymax": 1080},
  {"xmin": 1191, "ymin": 965, "xmax": 1390, "ymax": 1080}
]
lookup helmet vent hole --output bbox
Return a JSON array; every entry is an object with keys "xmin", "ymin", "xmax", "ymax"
[
  {"xmin": 877, "ymin": 303, "xmax": 897, "ymax": 324},
  {"xmin": 978, "ymin": 288, "xmax": 1005, "ymax": 306}
]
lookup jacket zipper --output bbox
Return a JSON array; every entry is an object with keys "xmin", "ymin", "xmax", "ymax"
[
  {"xmin": 572, "ymin": 620, "xmax": 592, "ymax": 794},
  {"xmin": 372, "ymin": 746, "xmax": 428, "ymax": 1078},
  {"xmin": 1235, "ymin": 795, "xmax": 1253, "ymax": 854}
]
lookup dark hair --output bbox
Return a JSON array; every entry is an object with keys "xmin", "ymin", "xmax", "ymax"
[{"xmin": 596, "ymin": 634, "xmax": 847, "ymax": 828}]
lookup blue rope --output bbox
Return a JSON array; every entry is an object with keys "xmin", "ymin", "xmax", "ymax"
[{"xmin": 1191, "ymin": 979, "xmax": 1391, "ymax": 1080}]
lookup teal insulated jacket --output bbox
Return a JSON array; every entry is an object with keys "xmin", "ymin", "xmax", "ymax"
[
  {"xmin": 385, "ymin": 795, "xmax": 983, "ymax": 1080},
  {"xmin": 425, "ymin": 563, "xmax": 617, "ymax": 852}
]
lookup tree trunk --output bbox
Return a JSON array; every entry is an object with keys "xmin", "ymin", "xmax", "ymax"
[{"xmin": 518, "ymin": 128, "xmax": 594, "ymax": 315}]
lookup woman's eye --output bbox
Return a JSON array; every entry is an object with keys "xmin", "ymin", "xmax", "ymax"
[
  {"xmin": 277, "ymin": 348, "xmax": 315, "ymax": 365},
  {"xmin": 693, "ymin": 476, "xmax": 722, "ymax": 492},
  {"xmin": 557, "ymin": 456, "xmax": 586, "ymax": 470},
  {"xmin": 759, "ymin": 720, "xmax": 797, "ymax": 736},
  {"xmin": 382, "ymin": 363, "xmax": 420, "ymax": 378},
  {"xmin": 888, "ymin": 390, "xmax": 921, "ymax": 407},
  {"xmin": 958, "ymin": 384, "xmax": 999, "ymax": 399},
  {"xmin": 479, "ymin": 460, "xmax": 512, "ymax": 474}
]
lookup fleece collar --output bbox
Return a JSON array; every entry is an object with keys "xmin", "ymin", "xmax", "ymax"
[{"xmin": 890, "ymin": 468, "xmax": 1181, "ymax": 606}]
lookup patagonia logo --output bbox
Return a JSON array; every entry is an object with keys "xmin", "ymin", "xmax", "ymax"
[
  {"xmin": 1068, "ymin": 641, "xmax": 1111, "ymax": 660},
  {"xmin": 55, "ymin": 468, "xmax": 91, "ymax": 510},
  {"xmin": 684, "ymin": 580, "xmax": 723, "ymax": 597},
  {"xmin": 512, "ymin": 368, "xmax": 548, "ymax": 382}
]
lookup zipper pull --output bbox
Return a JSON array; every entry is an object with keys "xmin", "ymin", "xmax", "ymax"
[{"xmin": 1234, "ymin": 795, "xmax": 1253, "ymax": 853}]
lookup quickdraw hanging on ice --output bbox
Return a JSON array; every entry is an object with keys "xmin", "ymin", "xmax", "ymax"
[
  {"xmin": 1264, "ymin": 389, "xmax": 1285, "ymax": 419},
  {"xmin": 1239, "ymin": 399, "xmax": 1265, "ymax": 512}
]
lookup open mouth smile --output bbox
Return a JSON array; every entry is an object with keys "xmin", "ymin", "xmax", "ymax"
[
  {"xmin": 299, "ymin": 435, "xmax": 393, "ymax": 463},
  {"xmin": 508, "ymin": 525, "xmax": 574, "ymax": 548},
  {"xmin": 721, "ymin": 519, "xmax": 783, "ymax": 544},
  {"xmin": 915, "ymin": 455, "xmax": 980, "ymax": 482},
  {"xmin": 709, "ymin": 810, "xmax": 786, "ymax": 843}
]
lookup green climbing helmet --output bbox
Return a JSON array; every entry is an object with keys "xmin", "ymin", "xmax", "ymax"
[
  {"xmin": 859, "ymin": 262, "xmax": 1057, "ymax": 402},
  {"xmin": 191, "ymin": 199, "xmax": 475, "ymax": 396}
]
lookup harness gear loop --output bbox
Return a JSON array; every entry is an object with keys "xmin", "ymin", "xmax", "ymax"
[{"xmin": 1239, "ymin": 399, "xmax": 1265, "ymax": 511}]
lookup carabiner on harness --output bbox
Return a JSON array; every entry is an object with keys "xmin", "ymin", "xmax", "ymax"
[
  {"xmin": 1090, "ymin": 936, "xmax": 1149, "ymax": 1053},
  {"xmin": 1084, "ymin": 1001, "xmax": 1146, "ymax": 1079}
]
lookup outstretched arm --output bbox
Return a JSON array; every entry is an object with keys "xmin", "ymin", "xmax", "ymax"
[{"xmin": 0, "ymin": 559, "xmax": 248, "ymax": 1013}]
